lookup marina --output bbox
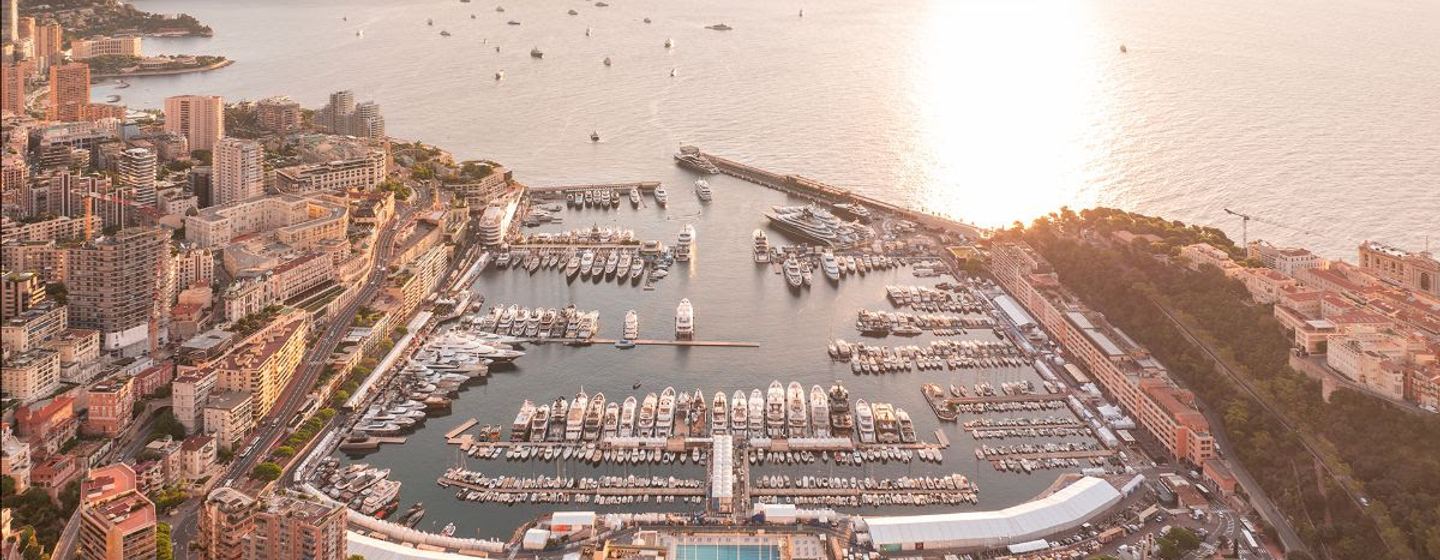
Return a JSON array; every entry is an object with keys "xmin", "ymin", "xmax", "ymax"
[{"xmin": 324, "ymin": 152, "xmax": 1103, "ymax": 539}]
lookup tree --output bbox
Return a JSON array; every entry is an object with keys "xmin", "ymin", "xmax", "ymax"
[
  {"xmin": 250, "ymin": 462, "xmax": 282, "ymax": 482},
  {"xmin": 149, "ymin": 411, "xmax": 187, "ymax": 442},
  {"xmin": 272, "ymin": 445, "xmax": 296, "ymax": 458},
  {"xmin": 44, "ymin": 283, "xmax": 68, "ymax": 304},
  {"xmin": 157, "ymin": 521, "xmax": 174, "ymax": 560}
]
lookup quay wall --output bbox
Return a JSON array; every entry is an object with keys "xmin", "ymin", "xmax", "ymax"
[{"xmin": 696, "ymin": 149, "xmax": 988, "ymax": 239}]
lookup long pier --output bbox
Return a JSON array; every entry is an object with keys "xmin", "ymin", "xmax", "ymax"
[
  {"xmin": 519, "ymin": 337, "xmax": 761, "ymax": 348},
  {"xmin": 693, "ymin": 149, "xmax": 987, "ymax": 239},
  {"xmin": 442, "ymin": 477, "xmax": 706, "ymax": 497},
  {"xmin": 984, "ymin": 449, "xmax": 1115, "ymax": 461},
  {"xmin": 529, "ymin": 181, "xmax": 661, "ymax": 194}
]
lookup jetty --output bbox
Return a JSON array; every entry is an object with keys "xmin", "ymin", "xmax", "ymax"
[
  {"xmin": 692, "ymin": 148, "xmax": 986, "ymax": 238},
  {"xmin": 529, "ymin": 181, "xmax": 661, "ymax": 195}
]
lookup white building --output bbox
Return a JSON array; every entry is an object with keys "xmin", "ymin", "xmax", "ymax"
[
  {"xmin": 862, "ymin": 477, "xmax": 1121, "ymax": 551},
  {"xmin": 1248, "ymin": 241, "xmax": 1322, "ymax": 277},
  {"xmin": 212, "ymin": 137, "xmax": 266, "ymax": 206}
]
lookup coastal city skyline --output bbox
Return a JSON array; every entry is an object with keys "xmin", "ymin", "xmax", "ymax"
[{"xmin": 2, "ymin": 2, "xmax": 1438, "ymax": 560}]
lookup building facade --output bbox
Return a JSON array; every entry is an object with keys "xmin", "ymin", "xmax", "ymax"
[
  {"xmin": 163, "ymin": 95, "xmax": 225, "ymax": 152},
  {"xmin": 212, "ymin": 137, "xmax": 266, "ymax": 206}
]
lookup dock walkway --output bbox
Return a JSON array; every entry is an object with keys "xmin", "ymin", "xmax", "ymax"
[
  {"xmin": 530, "ymin": 181, "xmax": 661, "ymax": 194},
  {"xmin": 695, "ymin": 149, "xmax": 986, "ymax": 238},
  {"xmin": 441, "ymin": 477, "xmax": 705, "ymax": 497}
]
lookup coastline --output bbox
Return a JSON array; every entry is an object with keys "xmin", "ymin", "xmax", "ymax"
[{"xmin": 90, "ymin": 58, "xmax": 234, "ymax": 80}]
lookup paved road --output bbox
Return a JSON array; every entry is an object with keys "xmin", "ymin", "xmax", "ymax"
[{"xmin": 168, "ymin": 185, "xmax": 429, "ymax": 557}]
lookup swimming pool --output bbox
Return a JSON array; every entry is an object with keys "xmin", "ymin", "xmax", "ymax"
[{"xmin": 674, "ymin": 544, "xmax": 784, "ymax": 560}]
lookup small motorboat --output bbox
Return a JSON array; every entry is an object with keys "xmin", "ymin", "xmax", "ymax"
[
  {"xmin": 440, "ymin": 30, "xmax": 451, "ymax": 36},
  {"xmin": 568, "ymin": 9, "xmax": 578, "ymax": 15},
  {"xmin": 427, "ymin": 18, "xmax": 434, "ymax": 26},
  {"xmin": 494, "ymin": 70, "xmax": 504, "ymax": 80},
  {"xmin": 603, "ymin": 56, "xmax": 612, "ymax": 66},
  {"xmin": 530, "ymin": 47, "xmax": 544, "ymax": 58},
  {"xmin": 590, "ymin": 131, "xmax": 601, "ymax": 142}
]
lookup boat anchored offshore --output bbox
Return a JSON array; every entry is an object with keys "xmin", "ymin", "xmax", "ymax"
[
  {"xmin": 674, "ymin": 299, "xmax": 694, "ymax": 340},
  {"xmin": 654, "ymin": 185, "xmax": 668, "ymax": 206},
  {"xmin": 675, "ymin": 224, "xmax": 694, "ymax": 262},
  {"xmin": 753, "ymin": 230, "xmax": 771, "ymax": 263},
  {"xmin": 694, "ymin": 179, "xmax": 713, "ymax": 201}
]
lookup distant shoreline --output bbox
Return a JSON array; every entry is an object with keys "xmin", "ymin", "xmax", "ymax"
[{"xmin": 91, "ymin": 58, "xmax": 234, "ymax": 80}]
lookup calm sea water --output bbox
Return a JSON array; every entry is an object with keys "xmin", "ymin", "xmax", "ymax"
[{"xmin": 115, "ymin": 0, "xmax": 1440, "ymax": 259}]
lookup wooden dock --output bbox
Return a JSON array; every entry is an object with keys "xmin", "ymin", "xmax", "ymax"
[{"xmin": 445, "ymin": 418, "xmax": 480, "ymax": 440}]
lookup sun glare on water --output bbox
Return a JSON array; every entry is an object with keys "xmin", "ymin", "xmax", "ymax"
[{"xmin": 904, "ymin": 0, "xmax": 1113, "ymax": 227}]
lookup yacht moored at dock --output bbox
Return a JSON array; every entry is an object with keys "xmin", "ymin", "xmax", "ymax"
[
  {"xmin": 765, "ymin": 205, "xmax": 862, "ymax": 247},
  {"xmin": 674, "ymin": 299, "xmax": 694, "ymax": 340},
  {"xmin": 711, "ymin": 391, "xmax": 728, "ymax": 436},
  {"xmin": 622, "ymin": 310, "xmax": 639, "ymax": 340},
  {"xmin": 730, "ymin": 390, "xmax": 748, "ymax": 437},
  {"xmin": 619, "ymin": 396, "xmax": 637, "ymax": 437},
  {"xmin": 674, "ymin": 145, "xmax": 719, "ymax": 174},
  {"xmin": 765, "ymin": 381, "xmax": 786, "ymax": 438},
  {"xmin": 786, "ymin": 381, "xmax": 808, "ymax": 438}
]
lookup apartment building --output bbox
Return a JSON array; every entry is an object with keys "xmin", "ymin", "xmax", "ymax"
[
  {"xmin": 185, "ymin": 194, "xmax": 348, "ymax": 249},
  {"xmin": 247, "ymin": 494, "xmax": 347, "ymax": 560},
  {"xmin": 65, "ymin": 227, "xmax": 169, "ymax": 351},
  {"xmin": 83, "ymin": 375, "xmax": 136, "ymax": 438},
  {"xmin": 76, "ymin": 464, "xmax": 157, "ymax": 560},
  {"xmin": 202, "ymin": 390, "xmax": 255, "ymax": 452},
  {"xmin": 209, "ymin": 311, "xmax": 310, "ymax": 421},
  {"xmin": 275, "ymin": 150, "xmax": 387, "ymax": 193},
  {"xmin": 70, "ymin": 36, "xmax": 143, "ymax": 59},
  {"xmin": 1248, "ymin": 240, "xmax": 1322, "ymax": 277},
  {"xmin": 991, "ymin": 242, "xmax": 1216, "ymax": 466},
  {"xmin": 163, "ymin": 95, "xmax": 225, "ymax": 152},
  {"xmin": 172, "ymin": 368, "xmax": 218, "ymax": 434}
]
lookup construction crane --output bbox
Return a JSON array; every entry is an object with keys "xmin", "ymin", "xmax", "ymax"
[{"xmin": 1223, "ymin": 208, "xmax": 1318, "ymax": 247}]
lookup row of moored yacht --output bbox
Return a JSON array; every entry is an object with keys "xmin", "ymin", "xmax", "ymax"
[{"xmin": 473, "ymin": 303, "xmax": 599, "ymax": 340}]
